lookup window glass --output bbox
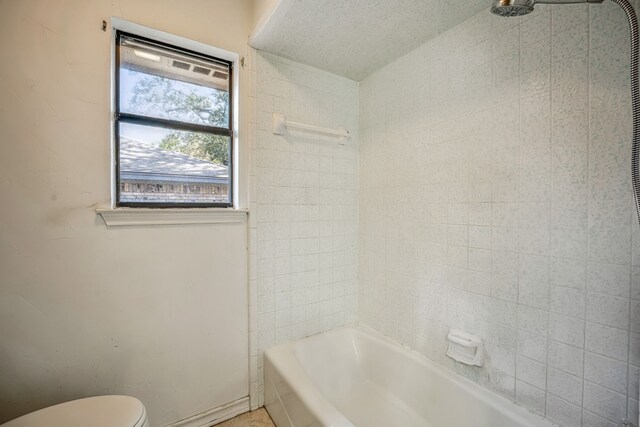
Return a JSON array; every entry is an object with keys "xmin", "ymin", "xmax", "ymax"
[
  {"xmin": 118, "ymin": 122, "xmax": 230, "ymax": 205},
  {"xmin": 119, "ymin": 36, "xmax": 230, "ymax": 128},
  {"xmin": 116, "ymin": 33, "xmax": 233, "ymax": 207}
]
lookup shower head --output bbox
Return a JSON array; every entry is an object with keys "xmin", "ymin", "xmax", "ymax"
[
  {"xmin": 490, "ymin": 0, "xmax": 535, "ymax": 16},
  {"xmin": 490, "ymin": 0, "xmax": 604, "ymax": 17}
]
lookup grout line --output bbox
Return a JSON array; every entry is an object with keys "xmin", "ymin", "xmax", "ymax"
[
  {"xmin": 546, "ymin": 6, "xmax": 553, "ymax": 419},
  {"xmin": 515, "ymin": 14, "xmax": 523, "ymax": 404},
  {"xmin": 584, "ymin": 3, "xmax": 591, "ymax": 420}
]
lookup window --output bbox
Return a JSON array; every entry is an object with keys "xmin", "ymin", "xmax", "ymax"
[{"xmin": 115, "ymin": 32, "xmax": 233, "ymax": 207}]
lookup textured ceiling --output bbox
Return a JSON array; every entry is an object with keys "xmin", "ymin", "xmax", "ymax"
[{"xmin": 250, "ymin": 0, "xmax": 490, "ymax": 81}]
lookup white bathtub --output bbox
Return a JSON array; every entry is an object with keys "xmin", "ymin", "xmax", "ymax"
[{"xmin": 264, "ymin": 326, "xmax": 554, "ymax": 427}]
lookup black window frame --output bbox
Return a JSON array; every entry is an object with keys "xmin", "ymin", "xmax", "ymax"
[{"xmin": 114, "ymin": 30, "xmax": 234, "ymax": 208}]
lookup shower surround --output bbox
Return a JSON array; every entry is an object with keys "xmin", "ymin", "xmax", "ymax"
[
  {"xmin": 250, "ymin": 2, "xmax": 640, "ymax": 426},
  {"xmin": 358, "ymin": 3, "xmax": 639, "ymax": 427},
  {"xmin": 248, "ymin": 50, "xmax": 359, "ymax": 407}
]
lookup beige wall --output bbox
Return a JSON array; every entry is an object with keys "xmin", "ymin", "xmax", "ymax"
[
  {"xmin": 251, "ymin": 0, "xmax": 279, "ymax": 33},
  {"xmin": 0, "ymin": 0, "xmax": 254, "ymax": 425}
]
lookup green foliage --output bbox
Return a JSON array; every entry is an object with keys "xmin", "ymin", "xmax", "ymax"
[
  {"xmin": 160, "ymin": 132, "xmax": 229, "ymax": 166},
  {"xmin": 129, "ymin": 75, "xmax": 230, "ymax": 165}
]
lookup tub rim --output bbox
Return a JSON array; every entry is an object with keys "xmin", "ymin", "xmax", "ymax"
[{"xmin": 264, "ymin": 324, "xmax": 556, "ymax": 427}]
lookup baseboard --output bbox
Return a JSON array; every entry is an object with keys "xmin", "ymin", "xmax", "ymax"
[{"xmin": 165, "ymin": 396, "xmax": 250, "ymax": 427}]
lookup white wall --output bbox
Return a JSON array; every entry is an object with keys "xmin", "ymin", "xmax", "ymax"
[
  {"xmin": 0, "ymin": 1, "xmax": 254, "ymax": 425},
  {"xmin": 359, "ymin": 3, "xmax": 639, "ymax": 426},
  {"xmin": 248, "ymin": 50, "xmax": 359, "ymax": 407}
]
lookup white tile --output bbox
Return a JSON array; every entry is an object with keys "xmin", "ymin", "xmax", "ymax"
[
  {"xmin": 469, "ymin": 248, "xmax": 492, "ymax": 273},
  {"xmin": 488, "ymin": 372, "xmax": 516, "ymax": 399},
  {"xmin": 547, "ymin": 339, "xmax": 584, "ymax": 377},
  {"xmin": 468, "ymin": 270, "xmax": 492, "ymax": 296},
  {"xmin": 551, "ymin": 117, "xmax": 588, "ymax": 163},
  {"xmin": 448, "ymin": 203, "xmax": 469, "ymax": 225},
  {"xmin": 587, "ymin": 262, "xmax": 631, "ymax": 298},
  {"xmin": 520, "ymin": 94, "xmax": 550, "ymax": 150},
  {"xmin": 551, "ymin": 3, "xmax": 588, "ymax": 35},
  {"xmin": 583, "ymin": 381, "xmax": 627, "ymax": 423},
  {"xmin": 586, "ymin": 292, "xmax": 630, "ymax": 330},
  {"xmin": 552, "ymin": 22, "xmax": 588, "ymax": 63},
  {"xmin": 492, "ymin": 227, "xmax": 519, "ymax": 252},
  {"xmin": 588, "ymin": 198, "xmax": 631, "ymax": 235},
  {"xmin": 584, "ymin": 351, "xmax": 628, "ymax": 395},
  {"xmin": 585, "ymin": 322, "xmax": 629, "ymax": 362},
  {"xmin": 517, "ymin": 329, "xmax": 547, "ymax": 363},
  {"xmin": 448, "ymin": 224, "xmax": 468, "ymax": 247},
  {"xmin": 469, "ymin": 226, "xmax": 491, "ymax": 249},
  {"xmin": 550, "ymin": 257, "xmax": 586, "ymax": 290},
  {"xmin": 520, "ymin": 173, "xmax": 550, "ymax": 202},
  {"xmin": 515, "ymin": 380, "xmax": 546, "ymax": 416},
  {"xmin": 549, "ymin": 285, "xmax": 585, "ymax": 319},
  {"xmin": 255, "ymin": 53, "xmax": 359, "ymax": 399},
  {"xmin": 518, "ymin": 227, "xmax": 550, "ymax": 256},
  {"xmin": 518, "ymin": 254, "xmax": 550, "ymax": 310},
  {"xmin": 633, "ymin": 267, "xmax": 640, "ymax": 300},
  {"xmin": 486, "ymin": 341, "xmax": 517, "ymax": 377},
  {"xmin": 516, "ymin": 355, "xmax": 547, "ymax": 389},
  {"xmin": 354, "ymin": 7, "xmax": 636, "ymax": 427},
  {"xmin": 519, "ymin": 202, "xmax": 550, "ymax": 230},
  {"xmin": 447, "ymin": 245, "xmax": 468, "ymax": 269},
  {"xmin": 518, "ymin": 305, "xmax": 548, "ymax": 336},
  {"xmin": 630, "ymin": 365, "xmax": 639, "ymax": 401},
  {"xmin": 493, "ymin": 179, "xmax": 519, "ymax": 203},
  {"xmin": 551, "ymin": 171, "xmax": 587, "ymax": 202},
  {"xmin": 588, "ymin": 229, "xmax": 632, "ymax": 265},
  {"xmin": 581, "ymin": 410, "xmax": 618, "ymax": 427},
  {"xmin": 546, "ymin": 394, "xmax": 582, "ymax": 427},
  {"xmin": 547, "ymin": 367, "xmax": 583, "ymax": 406},
  {"xmin": 520, "ymin": 7, "xmax": 550, "ymax": 46},
  {"xmin": 469, "ymin": 180, "xmax": 492, "ymax": 203},
  {"xmin": 632, "ymin": 299, "xmax": 640, "ymax": 333},
  {"xmin": 493, "ymin": 203, "xmax": 519, "ymax": 227},
  {"xmin": 589, "ymin": 1, "xmax": 632, "ymax": 49},
  {"xmin": 629, "ymin": 399, "xmax": 639, "ymax": 427},
  {"xmin": 550, "ymin": 227, "xmax": 587, "ymax": 261},
  {"xmin": 630, "ymin": 333, "xmax": 640, "ymax": 369},
  {"xmin": 549, "ymin": 312, "xmax": 585, "ymax": 348},
  {"xmin": 492, "ymin": 250, "xmax": 519, "ymax": 302},
  {"xmin": 520, "ymin": 38, "xmax": 550, "ymax": 75}
]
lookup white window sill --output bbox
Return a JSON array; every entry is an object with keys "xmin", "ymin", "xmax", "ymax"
[{"xmin": 96, "ymin": 207, "xmax": 248, "ymax": 227}]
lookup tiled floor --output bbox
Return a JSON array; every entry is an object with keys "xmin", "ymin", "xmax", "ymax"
[{"xmin": 217, "ymin": 408, "xmax": 275, "ymax": 427}]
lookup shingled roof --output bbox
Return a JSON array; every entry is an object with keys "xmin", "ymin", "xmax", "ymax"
[{"xmin": 119, "ymin": 137, "xmax": 229, "ymax": 185}]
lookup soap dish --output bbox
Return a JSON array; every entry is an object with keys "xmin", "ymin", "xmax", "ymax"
[{"xmin": 446, "ymin": 329, "xmax": 484, "ymax": 367}]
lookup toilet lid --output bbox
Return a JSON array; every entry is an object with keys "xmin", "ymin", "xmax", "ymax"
[{"xmin": 2, "ymin": 395, "xmax": 147, "ymax": 427}]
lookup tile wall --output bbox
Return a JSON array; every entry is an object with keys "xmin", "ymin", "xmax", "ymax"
[
  {"xmin": 248, "ymin": 50, "xmax": 359, "ymax": 407},
  {"xmin": 358, "ymin": 3, "xmax": 640, "ymax": 426}
]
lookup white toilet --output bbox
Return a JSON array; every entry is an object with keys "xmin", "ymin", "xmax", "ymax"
[{"xmin": 1, "ymin": 395, "xmax": 149, "ymax": 427}]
